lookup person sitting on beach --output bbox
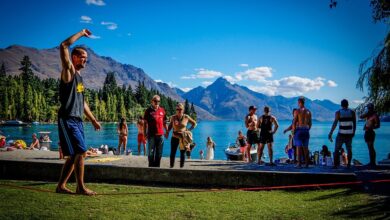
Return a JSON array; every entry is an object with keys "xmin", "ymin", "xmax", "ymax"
[
  {"xmin": 341, "ymin": 148, "xmax": 348, "ymax": 166},
  {"xmin": 137, "ymin": 115, "xmax": 147, "ymax": 156},
  {"xmin": 257, "ymin": 106, "xmax": 279, "ymax": 166},
  {"xmin": 236, "ymin": 130, "xmax": 248, "ymax": 161},
  {"xmin": 285, "ymin": 143, "xmax": 294, "ymax": 163},
  {"xmin": 320, "ymin": 145, "xmax": 331, "ymax": 157},
  {"xmin": 28, "ymin": 133, "xmax": 40, "ymax": 150},
  {"xmin": 0, "ymin": 136, "xmax": 6, "ymax": 148},
  {"xmin": 117, "ymin": 117, "xmax": 128, "ymax": 155},
  {"xmin": 292, "ymin": 97, "xmax": 312, "ymax": 168},
  {"xmin": 360, "ymin": 103, "xmax": 380, "ymax": 168}
]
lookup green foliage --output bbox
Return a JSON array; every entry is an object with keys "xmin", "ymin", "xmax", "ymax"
[{"xmin": 0, "ymin": 57, "xmax": 178, "ymax": 122}]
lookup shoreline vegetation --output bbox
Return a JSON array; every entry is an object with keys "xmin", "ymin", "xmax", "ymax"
[{"xmin": 0, "ymin": 58, "xmax": 197, "ymax": 124}]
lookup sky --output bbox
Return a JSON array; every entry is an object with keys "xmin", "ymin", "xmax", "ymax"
[{"xmin": 0, "ymin": 0, "xmax": 388, "ymax": 106}]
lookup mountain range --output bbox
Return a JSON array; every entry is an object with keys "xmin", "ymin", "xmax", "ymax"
[{"xmin": 0, "ymin": 45, "xmax": 340, "ymax": 121}]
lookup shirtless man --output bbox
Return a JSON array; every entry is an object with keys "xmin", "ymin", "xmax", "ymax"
[
  {"xmin": 245, "ymin": 106, "xmax": 259, "ymax": 163},
  {"xmin": 292, "ymin": 97, "xmax": 312, "ymax": 168},
  {"xmin": 257, "ymin": 106, "xmax": 279, "ymax": 165},
  {"xmin": 360, "ymin": 103, "xmax": 380, "ymax": 167},
  {"xmin": 28, "ymin": 133, "xmax": 40, "ymax": 150},
  {"xmin": 137, "ymin": 115, "xmax": 146, "ymax": 156},
  {"xmin": 56, "ymin": 29, "xmax": 101, "ymax": 195}
]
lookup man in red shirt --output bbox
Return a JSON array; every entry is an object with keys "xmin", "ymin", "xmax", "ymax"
[{"xmin": 143, "ymin": 95, "xmax": 168, "ymax": 167}]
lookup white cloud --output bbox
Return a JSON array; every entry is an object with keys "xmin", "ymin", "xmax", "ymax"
[
  {"xmin": 80, "ymin": 15, "xmax": 92, "ymax": 23},
  {"xmin": 86, "ymin": 0, "xmax": 106, "ymax": 6},
  {"xmin": 248, "ymin": 76, "xmax": 326, "ymax": 97},
  {"xmin": 154, "ymin": 79, "xmax": 177, "ymax": 88},
  {"xmin": 101, "ymin": 21, "xmax": 118, "ymax": 30},
  {"xmin": 181, "ymin": 68, "xmax": 223, "ymax": 79},
  {"xmin": 327, "ymin": 80, "xmax": 338, "ymax": 87},
  {"xmin": 352, "ymin": 99, "xmax": 365, "ymax": 105},
  {"xmin": 235, "ymin": 66, "xmax": 273, "ymax": 82},
  {"xmin": 223, "ymin": 75, "xmax": 238, "ymax": 84},
  {"xmin": 89, "ymin": 34, "xmax": 101, "ymax": 39},
  {"xmin": 180, "ymin": 88, "xmax": 192, "ymax": 92},
  {"xmin": 239, "ymin": 64, "xmax": 249, "ymax": 67},
  {"xmin": 202, "ymin": 81, "xmax": 213, "ymax": 86}
]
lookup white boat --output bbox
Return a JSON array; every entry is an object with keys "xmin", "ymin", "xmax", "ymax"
[
  {"xmin": 0, "ymin": 120, "xmax": 28, "ymax": 127},
  {"xmin": 38, "ymin": 131, "xmax": 52, "ymax": 150},
  {"xmin": 224, "ymin": 143, "xmax": 258, "ymax": 161}
]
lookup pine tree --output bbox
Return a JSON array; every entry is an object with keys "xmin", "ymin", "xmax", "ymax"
[
  {"xmin": 190, "ymin": 102, "xmax": 197, "ymax": 121},
  {"xmin": 184, "ymin": 99, "xmax": 190, "ymax": 115}
]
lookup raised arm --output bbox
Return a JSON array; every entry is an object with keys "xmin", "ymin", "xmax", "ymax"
[{"xmin": 60, "ymin": 29, "xmax": 91, "ymax": 83}]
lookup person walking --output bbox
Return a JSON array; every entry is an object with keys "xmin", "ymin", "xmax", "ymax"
[
  {"xmin": 166, "ymin": 103, "xmax": 197, "ymax": 168},
  {"xmin": 143, "ymin": 95, "xmax": 168, "ymax": 167},
  {"xmin": 328, "ymin": 99, "xmax": 356, "ymax": 168},
  {"xmin": 257, "ymin": 106, "xmax": 279, "ymax": 165},
  {"xmin": 56, "ymin": 29, "xmax": 101, "ymax": 195}
]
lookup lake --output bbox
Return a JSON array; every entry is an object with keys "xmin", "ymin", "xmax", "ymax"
[{"xmin": 1, "ymin": 121, "xmax": 389, "ymax": 164}]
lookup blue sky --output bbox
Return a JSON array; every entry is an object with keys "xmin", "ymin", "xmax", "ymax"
[{"xmin": 0, "ymin": 0, "xmax": 388, "ymax": 106}]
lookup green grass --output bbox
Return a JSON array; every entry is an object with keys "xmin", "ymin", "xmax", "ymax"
[{"xmin": 0, "ymin": 180, "xmax": 388, "ymax": 220}]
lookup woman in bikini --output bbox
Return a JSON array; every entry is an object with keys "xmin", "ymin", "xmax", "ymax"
[{"xmin": 117, "ymin": 117, "xmax": 128, "ymax": 155}]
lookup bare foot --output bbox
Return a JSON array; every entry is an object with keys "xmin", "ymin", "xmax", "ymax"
[
  {"xmin": 76, "ymin": 188, "xmax": 97, "ymax": 196},
  {"xmin": 55, "ymin": 186, "xmax": 74, "ymax": 194}
]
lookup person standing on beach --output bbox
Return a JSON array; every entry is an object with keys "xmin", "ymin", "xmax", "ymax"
[
  {"xmin": 206, "ymin": 137, "xmax": 216, "ymax": 160},
  {"xmin": 328, "ymin": 99, "xmax": 356, "ymax": 168},
  {"xmin": 137, "ymin": 116, "xmax": 147, "ymax": 156},
  {"xmin": 144, "ymin": 95, "xmax": 168, "ymax": 167},
  {"xmin": 245, "ymin": 106, "xmax": 260, "ymax": 162},
  {"xmin": 360, "ymin": 103, "xmax": 380, "ymax": 167},
  {"xmin": 167, "ymin": 103, "xmax": 197, "ymax": 168},
  {"xmin": 284, "ymin": 109, "xmax": 298, "ymax": 163},
  {"xmin": 117, "ymin": 117, "xmax": 128, "ymax": 155},
  {"xmin": 292, "ymin": 97, "xmax": 312, "ymax": 168},
  {"xmin": 257, "ymin": 106, "xmax": 279, "ymax": 165},
  {"xmin": 56, "ymin": 29, "xmax": 101, "ymax": 195}
]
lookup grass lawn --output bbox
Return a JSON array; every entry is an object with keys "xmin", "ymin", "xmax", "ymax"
[{"xmin": 0, "ymin": 180, "xmax": 389, "ymax": 220}]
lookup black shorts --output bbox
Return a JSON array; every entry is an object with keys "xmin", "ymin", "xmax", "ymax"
[
  {"xmin": 259, "ymin": 132, "xmax": 273, "ymax": 144},
  {"xmin": 364, "ymin": 130, "xmax": 376, "ymax": 143},
  {"xmin": 246, "ymin": 130, "xmax": 259, "ymax": 145}
]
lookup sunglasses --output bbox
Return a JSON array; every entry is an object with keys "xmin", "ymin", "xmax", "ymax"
[
  {"xmin": 153, "ymin": 100, "xmax": 160, "ymax": 103},
  {"xmin": 176, "ymin": 109, "xmax": 183, "ymax": 111}
]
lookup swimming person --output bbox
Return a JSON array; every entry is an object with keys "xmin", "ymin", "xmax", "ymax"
[
  {"xmin": 245, "ymin": 106, "xmax": 260, "ymax": 162},
  {"xmin": 117, "ymin": 117, "xmax": 128, "ymax": 155},
  {"xmin": 360, "ymin": 103, "xmax": 380, "ymax": 168},
  {"xmin": 257, "ymin": 106, "xmax": 279, "ymax": 165},
  {"xmin": 328, "ymin": 99, "xmax": 356, "ymax": 168},
  {"xmin": 137, "ymin": 115, "xmax": 147, "ymax": 156},
  {"xmin": 292, "ymin": 97, "xmax": 312, "ymax": 168},
  {"xmin": 56, "ymin": 29, "xmax": 101, "ymax": 195},
  {"xmin": 167, "ymin": 103, "xmax": 197, "ymax": 168}
]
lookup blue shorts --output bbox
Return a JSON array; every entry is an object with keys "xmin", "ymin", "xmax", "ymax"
[
  {"xmin": 294, "ymin": 127, "xmax": 310, "ymax": 147},
  {"xmin": 58, "ymin": 117, "xmax": 87, "ymax": 156}
]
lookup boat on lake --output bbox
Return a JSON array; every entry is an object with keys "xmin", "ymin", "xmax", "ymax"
[
  {"xmin": 0, "ymin": 120, "xmax": 28, "ymax": 127},
  {"xmin": 224, "ymin": 143, "xmax": 258, "ymax": 161}
]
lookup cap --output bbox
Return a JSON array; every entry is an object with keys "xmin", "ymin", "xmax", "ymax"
[{"xmin": 249, "ymin": 106, "xmax": 257, "ymax": 111}]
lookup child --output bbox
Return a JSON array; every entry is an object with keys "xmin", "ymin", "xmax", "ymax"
[{"xmin": 199, "ymin": 149, "xmax": 204, "ymax": 160}]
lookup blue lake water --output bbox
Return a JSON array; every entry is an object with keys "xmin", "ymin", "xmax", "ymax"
[{"xmin": 1, "ymin": 121, "xmax": 389, "ymax": 164}]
